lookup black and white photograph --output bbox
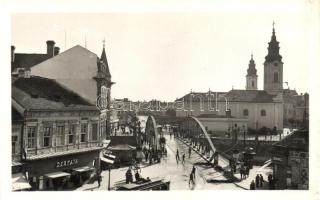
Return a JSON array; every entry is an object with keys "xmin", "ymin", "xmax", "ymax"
[{"xmin": 1, "ymin": 0, "xmax": 320, "ymax": 199}]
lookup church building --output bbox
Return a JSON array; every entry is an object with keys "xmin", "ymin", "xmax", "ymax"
[{"xmin": 176, "ymin": 24, "xmax": 289, "ymax": 133}]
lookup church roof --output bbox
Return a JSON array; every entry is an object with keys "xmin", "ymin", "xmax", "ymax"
[
  {"xmin": 247, "ymin": 54, "xmax": 257, "ymax": 76},
  {"xmin": 265, "ymin": 23, "xmax": 282, "ymax": 63},
  {"xmin": 176, "ymin": 90, "xmax": 278, "ymax": 103},
  {"xmin": 225, "ymin": 90, "xmax": 277, "ymax": 103},
  {"xmin": 12, "ymin": 76, "xmax": 97, "ymax": 111}
]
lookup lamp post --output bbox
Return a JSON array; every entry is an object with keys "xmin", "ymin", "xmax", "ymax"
[
  {"xmin": 242, "ymin": 125, "xmax": 246, "ymax": 148},
  {"xmin": 108, "ymin": 166, "xmax": 111, "ymax": 191}
]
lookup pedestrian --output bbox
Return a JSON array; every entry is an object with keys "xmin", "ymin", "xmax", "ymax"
[
  {"xmin": 191, "ymin": 166, "xmax": 196, "ymax": 181},
  {"xmin": 182, "ymin": 154, "xmax": 185, "ymax": 164},
  {"xmin": 176, "ymin": 149, "xmax": 180, "ymax": 163},
  {"xmin": 240, "ymin": 165, "xmax": 244, "ymax": 179},
  {"xmin": 125, "ymin": 168, "xmax": 133, "ymax": 184},
  {"xmin": 188, "ymin": 146, "xmax": 192, "ymax": 158},
  {"xmin": 267, "ymin": 174, "xmax": 273, "ymax": 189},
  {"xmin": 259, "ymin": 174, "xmax": 264, "ymax": 188},
  {"xmin": 255, "ymin": 174, "xmax": 260, "ymax": 188},
  {"xmin": 189, "ymin": 172, "xmax": 194, "ymax": 186},
  {"xmin": 250, "ymin": 180, "xmax": 256, "ymax": 190},
  {"xmin": 170, "ymin": 132, "xmax": 172, "ymax": 139},
  {"xmin": 246, "ymin": 166, "xmax": 250, "ymax": 179}
]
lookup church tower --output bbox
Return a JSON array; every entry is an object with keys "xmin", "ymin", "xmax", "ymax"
[
  {"xmin": 246, "ymin": 54, "xmax": 258, "ymax": 90},
  {"xmin": 95, "ymin": 40, "xmax": 114, "ymax": 139},
  {"xmin": 263, "ymin": 22, "xmax": 283, "ymax": 94}
]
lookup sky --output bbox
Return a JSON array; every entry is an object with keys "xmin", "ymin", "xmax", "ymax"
[{"xmin": 11, "ymin": 2, "xmax": 313, "ymax": 102}]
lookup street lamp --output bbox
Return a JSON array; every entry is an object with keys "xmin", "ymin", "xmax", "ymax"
[{"xmin": 242, "ymin": 125, "xmax": 246, "ymax": 148}]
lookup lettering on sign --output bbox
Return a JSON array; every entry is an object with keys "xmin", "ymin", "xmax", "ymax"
[{"xmin": 56, "ymin": 158, "xmax": 78, "ymax": 168}]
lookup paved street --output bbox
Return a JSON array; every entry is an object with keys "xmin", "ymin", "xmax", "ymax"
[{"xmin": 77, "ymin": 134, "xmax": 242, "ymax": 191}]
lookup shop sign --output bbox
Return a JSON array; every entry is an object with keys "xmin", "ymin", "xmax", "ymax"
[{"xmin": 56, "ymin": 158, "xmax": 78, "ymax": 168}]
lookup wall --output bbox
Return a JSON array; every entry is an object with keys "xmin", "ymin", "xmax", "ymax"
[
  {"xmin": 24, "ymin": 110, "xmax": 102, "ymax": 157},
  {"xmin": 176, "ymin": 100, "xmax": 283, "ymax": 130}
]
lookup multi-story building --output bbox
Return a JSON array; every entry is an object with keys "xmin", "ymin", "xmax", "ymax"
[{"xmin": 12, "ymin": 76, "xmax": 104, "ymax": 190}]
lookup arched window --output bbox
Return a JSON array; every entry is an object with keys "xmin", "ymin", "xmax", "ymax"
[
  {"xmin": 243, "ymin": 109, "xmax": 249, "ymax": 116},
  {"xmin": 273, "ymin": 72, "xmax": 279, "ymax": 83},
  {"xmin": 251, "ymin": 81, "xmax": 254, "ymax": 87},
  {"xmin": 261, "ymin": 109, "xmax": 266, "ymax": 116}
]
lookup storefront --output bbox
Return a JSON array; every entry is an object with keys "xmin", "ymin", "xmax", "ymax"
[{"xmin": 25, "ymin": 148, "xmax": 102, "ymax": 190}]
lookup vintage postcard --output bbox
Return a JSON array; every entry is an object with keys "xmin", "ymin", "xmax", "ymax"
[{"xmin": 1, "ymin": 0, "xmax": 320, "ymax": 200}]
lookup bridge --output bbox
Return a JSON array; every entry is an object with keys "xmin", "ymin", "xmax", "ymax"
[{"xmin": 145, "ymin": 115, "xmax": 223, "ymax": 164}]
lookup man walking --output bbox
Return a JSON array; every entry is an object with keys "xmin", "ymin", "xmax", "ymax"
[
  {"xmin": 191, "ymin": 166, "xmax": 196, "ymax": 181},
  {"xmin": 182, "ymin": 154, "xmax": 185, "ymax": 164},
  {"xmin": 188, "ymin": 146, "xmax": 192, "ymax": 158},
  {"xmin": 176, "ymin": 149, "xmax": 180, "ymax": 163}
]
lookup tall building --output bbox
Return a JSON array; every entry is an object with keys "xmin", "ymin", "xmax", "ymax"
[
  {"xmin": 264, "ymin": 23, "xmax": 283, "ymax": 94},
  {"xmin": 246, "ymin": 54, "xmax": 258, "ymax": 90}
]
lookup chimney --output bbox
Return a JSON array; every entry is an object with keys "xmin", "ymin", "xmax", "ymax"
[
  {"xmin": 11, "ymin": 46, "xmax": 15, "ymax": 62},
  {"xmin": 54, "ymin": 47, "xmax": 60, "ymax": 56},
  {"xmin": 46, "ymin": 40, "xmax": 55, "ymax": 57}
]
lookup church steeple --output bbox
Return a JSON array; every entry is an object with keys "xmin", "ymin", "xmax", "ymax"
[
  {"xmin": 247, "ymin": 53, "xmax": 257, "ymax": 76},
  {"xmin": 246, "ymin": 54, "xmax": 258, "ymax": 90},
  {"xmin": 265, "ymin": 21, "xmax": 282, "ymax": 63},
  {"xmin": 263, "ymin": 22, "xmax": 283, "ymax": 93},
  {"xmin": 100, "ymin": 39, "xmax": 111, "ymax": 78}
]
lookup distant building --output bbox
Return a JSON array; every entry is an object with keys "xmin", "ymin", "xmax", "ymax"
[
  {"xmin": 176, "ymin": 23, "xmax": 309, "ymax": 132},
  {"xmin": 12, "ymin": 76, "xmax": 104, "ymax": 191},
  {"xmin": 271, "ymin": 130, "xmax": 309, "ymax": 189}
]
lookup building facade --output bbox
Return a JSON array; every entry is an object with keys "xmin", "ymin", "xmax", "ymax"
[
  {"xmin": 271, "ymin": 130, "xmax": 308, "ymax": 189},
  {"xmin": 12, "ymin": 76, "xmax": 104, "ymax": 190}
]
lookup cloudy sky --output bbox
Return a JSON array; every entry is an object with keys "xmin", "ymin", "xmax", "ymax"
[{"xmin": 11, "ymin": 1, "xmax": 314, "ymax": 101}]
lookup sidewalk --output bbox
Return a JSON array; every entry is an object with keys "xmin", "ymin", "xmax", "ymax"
[{"xmin": 232, "ymin": 166, "xmax": 273, "ymax": 190}]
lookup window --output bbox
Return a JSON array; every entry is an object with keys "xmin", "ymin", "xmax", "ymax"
[
  {"xmin": 261, "ymin": 109, "xmax": 266, "ymax": 116},
  {"xmin": 252, "ymin": 81, "xmax": 254, "ymax": 87},
  {"xmin": 273, "ymin": 72, "xmax": 279, "ymax": 83},
  {"xmin": 80, "ymin": 124, "xmax": 87, "ymax": 143},
  {"xmin": 12, "ymin": 136, "xmax": 18, "ymax": 154},
  {"xmin": 92, "ymin": 124, "xmax": 98, "ymax": 141},
  {"xmin": 243, "ymin": 109, "xmax": 249, "ymax": 116},
  {"xmin": 68, "ymin": 124, "xmax": 76, "ymax": 144},
  {"xmin": 27, "ymin": 127, "xmax": 36, "ymax": 149},
  {"xmin": 43, "ymin": 127, "xmax": 52, "ymax": 147},
  {"xmin": 56, "ymin": 125, "xmax": 65, "ymax": 146}
]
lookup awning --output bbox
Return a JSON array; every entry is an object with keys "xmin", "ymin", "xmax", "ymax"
[
  {"xmin": 101, "ymin": 156, "xmax": 114, "ymax": 164},
  {"xmin": 73, "ymin": 166, "xmax": 95, "ymax": 173},
  {"xmin": 12, "ymin": 173, "xmax": 32, "ymax": 191},
  {"xmin": 44, "ymin": 171, "xmax": 71, "ymax": 179}
]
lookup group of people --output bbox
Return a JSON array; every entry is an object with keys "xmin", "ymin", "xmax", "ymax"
[
  {"xmin": 125, "ymin": 168, "xmax": 150, "ymax": 184},
  {"xmin": 142, "ymin": 146, "xmax": 163, "ymax": 165},
  {"xmin": 239, "ymin": 165, "xmax": 251, "ymax": 179},
  {"xmin": 250, "ymin": 174, "xmax": 277, "ymax": 190}
]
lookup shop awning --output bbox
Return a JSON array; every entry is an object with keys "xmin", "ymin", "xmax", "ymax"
[
  {"xmin": 73, "ymin": 166, "xmax": 95, "ymax": 173},
  {"xmin": 44, "ymin": 171, "xmax": 71, "ymax": 179},
  {"xmin": 100, "ymin": 156, "xmax": 114, "ymax": 164},
  {"xmin": 12, "ymin": 173, "xmax": 32, "ymax": 191}
]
